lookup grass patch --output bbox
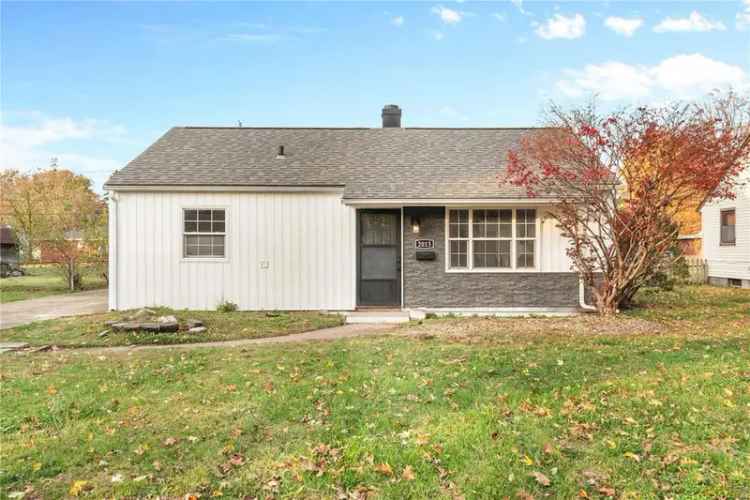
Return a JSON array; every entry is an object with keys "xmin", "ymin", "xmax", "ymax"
[
  {"xmin": 0, "ymin": 309, "xmax": 344, "ymax": 348},
  {"xmin": 0, "ymin": 265, "xmax": 107, "ymax": 303},
  {"xmin": 1, "ymin": 286, "xmax": 749, "ymax": 498}
]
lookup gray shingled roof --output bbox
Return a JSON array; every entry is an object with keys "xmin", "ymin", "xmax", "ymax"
[{"xmin": 105, "ymin": 127, "xmax": 544, "ymax": 199}]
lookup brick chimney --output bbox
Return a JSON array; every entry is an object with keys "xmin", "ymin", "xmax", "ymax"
[{"xmin": 381, "ymin": 104, "xmax": 402, "ymax": 128}]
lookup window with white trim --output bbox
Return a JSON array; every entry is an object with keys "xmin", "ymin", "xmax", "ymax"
[
  {"xmin": 183, "ymin": 209, "xmax": 226, "ymax": 258},
  {"xmin": 516, "ymin": 209, "xmax": 536, "ymax": 268},
  {"xmin": 448, "ymin": 209, "xmax": 469, "ymax": 268},
  {"xmin": 447, "ymin": 208, "xmax": 537, "ymax": 270}
]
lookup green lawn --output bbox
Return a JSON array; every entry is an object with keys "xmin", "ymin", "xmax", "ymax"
[
  {"xmin": 0, "ymin": 265, "xmax": 107, "ymax": 303},
  {"xmin": 0, "ymin": 309, "xmax": 344, "ymax": 348},
  {"xmin": 1, "ymin": 286, "xmax": 749, "ymax": 498}
]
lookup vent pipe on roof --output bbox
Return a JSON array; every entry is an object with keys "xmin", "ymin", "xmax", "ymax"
[
  {"xmin": 277, "ymin": 145, "xmax": 285, "ymax": 158},
  {"xmin": 382, "ymin": 104, "xmax": 402, "ymax": 128}
]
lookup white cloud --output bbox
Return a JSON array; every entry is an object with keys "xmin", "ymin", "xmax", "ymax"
[
  {"xmin": 653, "ymin": 11, "xmax": 726, "ymax": 33},
  {"xmin": 493, "ymin": 13, "xmax": 506, "ymax": 22},
  {"xmin": 432, "ymin": 5, "xmax": 463, "ymax": 24},
  {"xmin": 737, "ymin": 0, "xmax": 750, "ymax": 30},
  {"xmin": 557, "ymin": 62, "xmax": 652, "ymax": 100},
  {"xmin": 510, "ymin": 0, "xmax": 532, "ymax": 16},
  {"xmin": 604, "ymin": 16, "xmax": 643, "ymax": 37},
  {"xmin": 0, "ymin": 114, "xmax": 125, "ymax": 190},
  {"xmin": 556, "ymin": 53, "xmax": 748, "ymax": 101},
  {"xmin": 391, "ymin": 16, "xmax": 404, "ymax": 27},
  {"xmin": 534, "ymin": 13, "xmax": 586, "ymax": 39}
]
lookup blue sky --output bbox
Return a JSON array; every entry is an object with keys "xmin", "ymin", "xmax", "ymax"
[{"xmin": 2, "ymin": 1, "xmax": 748, "ymax": 191}]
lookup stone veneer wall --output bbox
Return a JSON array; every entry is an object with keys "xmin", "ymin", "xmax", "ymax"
[{"xmin": 402, "ymin": 207, "xmax": 582, "ymax": 309}]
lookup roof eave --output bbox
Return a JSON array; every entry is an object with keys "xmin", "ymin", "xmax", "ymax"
[{"xmin": 103, "ymin": 184, "xmax": 346, "ymax": 193}]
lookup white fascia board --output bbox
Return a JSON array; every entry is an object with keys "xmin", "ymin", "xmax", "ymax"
[
  {"xmin": 342, "ymin": 198, "xmax": 560, "ymax": 207},
  {"xmin": 104, "ymin": 185, "xmax": 345, "ymax": 194}
]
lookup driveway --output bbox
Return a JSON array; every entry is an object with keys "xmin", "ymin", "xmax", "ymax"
[{"xmin": 0, "ymin": 289, "xmax": 108, "ymax": 330}]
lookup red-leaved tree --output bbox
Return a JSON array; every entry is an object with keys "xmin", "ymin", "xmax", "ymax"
[{"xmin": 503, "ymin": 92, "xmax": 750, "ymax": 314}]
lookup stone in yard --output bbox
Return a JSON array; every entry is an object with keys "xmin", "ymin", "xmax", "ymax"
[
  {"xmin": 157, "ymin": 315, "xmax": 178, "ymax": 324},
  {"xmin": 104, "ymin": 320, "xmax": 119, "ymax": 327},
  {"xmin": 186, "ymin": 319, "xmax": 203, "ymax": 328},
  {"xmin": 0, "ymin": 342, "xmax": 29, "ymax": 353},
  {"xmin": 188, "ymin": 326, "xmax": 207, "ymax": 334},
  {"xmin": 159, "ymin": 322, "xmax": 179, "ymax": 333},
  {"xmin": 131, "ymin": 308, "xmax": 157, "ymax": 320},
  {"xmin": 111, "ymin": 322, "xmax": 141, "ymax": 332},
  {"xmin": 139, "ymin": 323, "xmax": 162, "ymax": 332},
  {"xmin": 28, "ymin": 345, "xmax": 52, "ymax": 353}
]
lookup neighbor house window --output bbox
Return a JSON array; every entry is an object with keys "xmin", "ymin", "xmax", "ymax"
[
  {"xmin": 720, "ymin": 209, "xmax": 735, "ymax": 246},
  {"xmin": 183, "ymin": 209, "xmax": 226, "ymax": 258},
  {"xmin": 447, "ymin": 208, "xmax": 537, "ymax": 271}
]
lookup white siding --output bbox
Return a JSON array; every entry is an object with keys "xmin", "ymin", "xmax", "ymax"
[
  {"xmin": 701, "ymin": 168, "xmax": 750, "ymax": 281},
  {"xmin": 539, "ymin": 210, "xmax": 575, "ymax": 272},
  {"xmin": 110, "ymin": 191, "xmax": 356, "ymax": 311}
]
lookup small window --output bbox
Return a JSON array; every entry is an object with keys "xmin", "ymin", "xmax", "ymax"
[
  {"xmin": 720, "ymin": 209, "xmax": 736, "ymax": 246},
  {"xmin": 183, "ymin": 208, "xmax": 226, "ymax": 258},
  {"xmin": 516, "ymin": 209, "xmax": 536, "ymax": 268},
  {"xmin": 448, "ymin": 209, "xmax": 469, "ymax": 268},
  {"xmin": 728, "ymin": 278, "xmax": 742, "ymax": 288}
]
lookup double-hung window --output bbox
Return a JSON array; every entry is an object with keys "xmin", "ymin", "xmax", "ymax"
[
  {"xmin": 472, "ymin": 209, "xmax": 512, "ymax": 268},
  {"xmin": 183, "ymin": 209, "xmax": 226, "ymax": 258},
  {"xmin": 720, "ymin": 209, "xmax": 736, "ymax": 246},
  {"xmin": 447, "ymin": 208, "xmax": 537, "ymax": 271},
  {"xmin": 516, "ymin": 209, "xmax": 536, "ymax": 268}
]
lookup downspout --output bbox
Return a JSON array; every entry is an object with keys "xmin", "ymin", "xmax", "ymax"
[{"xmin": 579, "ymin": 277, "xmax": 596, "ymax": 311}]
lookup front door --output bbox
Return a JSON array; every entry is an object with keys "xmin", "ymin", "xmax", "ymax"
[{"xmin": 358, "ymin": 210, "xmax": 401, "ymax": 306}]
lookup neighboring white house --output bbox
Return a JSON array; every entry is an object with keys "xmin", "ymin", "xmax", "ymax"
[
  {"xmin": 700, "ymin": 165, "xmax": 750, "ymax": 288},
  {"xmin": 104, "ymin": 105, "xmax": 590, "ymax": 313}
]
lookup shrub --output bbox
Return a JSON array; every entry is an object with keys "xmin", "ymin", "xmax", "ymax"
[{"xmin": 216, "ymin": 300, "xmax": 238, "ymax": 313}]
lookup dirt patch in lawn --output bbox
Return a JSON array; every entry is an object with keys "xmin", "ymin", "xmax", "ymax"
[{"xmin": 398, "ymin": 314, "xmax": 664, "ymax": 343}]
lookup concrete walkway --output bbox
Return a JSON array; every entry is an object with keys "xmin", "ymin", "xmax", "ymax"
[
  {"xmin": 0, "ymin": 289, "xmax": 108, "ymax": 330},
  {"xmin": 82, "ymin": 322, "xmax": 398, "ymax": 354}
]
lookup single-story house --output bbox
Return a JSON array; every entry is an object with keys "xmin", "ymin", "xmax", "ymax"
[
  {"xmin": 104, "ymin": 105, "xmax": 593, "ymax": 316},
  {"xmin": 700, "ymin": 165, "xmax": 749, "ymax": 288}
]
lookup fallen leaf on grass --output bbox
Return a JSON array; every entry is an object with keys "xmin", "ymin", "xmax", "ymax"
[
  {"xmin": 69, "ymin": 480, "xmax": 90, "ymax": 497},
  {"xmin": 402, "ymin": 465, "xmax": 416, "ymax": 481},
  {"xmin": 374, "ymin": 463, "xmax": 393, "ymax": 476},
  {"xmin": 530, "ymin": 471, "xmax": 551, "ymax": 486},
  {"xmin": 623, "ymin": 452, "xmax": 641, "ymax": 462},
  {"xmin": 598, "ymin": 486, "xmax": 616, "ymax": 497},
  {"xmin": 163, "ymin": 437, "xmax": 178, "ymax": 446}
]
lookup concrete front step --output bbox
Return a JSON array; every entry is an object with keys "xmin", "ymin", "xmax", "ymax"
[{"xmin": 344, "ymin": 310, "xmax": 411, "ymax": 324}]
